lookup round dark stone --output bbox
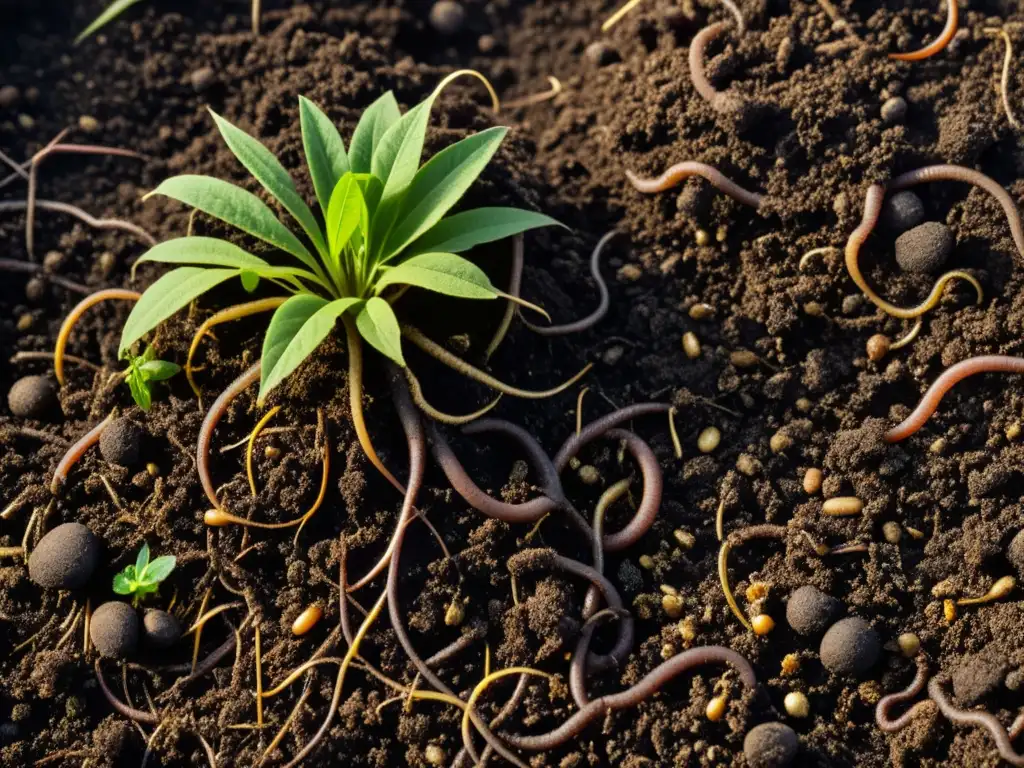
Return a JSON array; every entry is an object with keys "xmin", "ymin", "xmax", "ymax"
[
  {"xmin": 429, "ymin": 1, "xmax": 465, "ymax": 35},
  {"xmin": 189, "ymin": 67, "xmax": 216, "ymax": 93},
  {"xmin": 820, "ymin": 617, "xmax": 881, "ymax": 676},
  {"xmin": 894, "ymin": 222, "xmax": 954, "ymax": 274},
  {"xmin": 28, "ymin": 522, "xmax": 100, "ymax": 589},
  {"xmin": 786, "ymin": 585, "xmax": 842, "ymax": 636},
  {"xmin": 99, "ymin": 418, "xmax": 143, "ymax": 467},
  {"xmin": 90, "ymin": 602, "xmax": 139, "ymax": 659},
  {"xmin": 142, "ymin": 609, "xmax": 182, "ymax": 650},
  {"xmin": 743, "ymin": 722, "xmax": 799, "ymax": 768},
  {"xmin": 881, "ymin": 96, "xmax": 908, "ymax": 124},
  {"xmin": 882, "ymin": 191, "xmax": 926, "ymax": 233},
  {"xmin": 1007, "ymin": 529, "xmax": 1024, "ymax": 578},
  {"xmin": 8, "ymin": 375, "xmax": 58, "ymax": 419}
]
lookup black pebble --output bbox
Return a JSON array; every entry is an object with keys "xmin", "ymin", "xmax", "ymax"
[
  {"xmin": 743, "ymin": 722, "xmax": 799, "ymax": 768},
  {"xmin": 894, "ymin": 222, "xmax": 954, "ymax": 274},
  {"xmin": 99, "ymin": 418, "xmax": 143, "ymax": 467},
  {"xmin": 786, "ymin": 585, "xmax": 841, "ymax": 636},
  {"xmin": 820, "ymin": 617, "xmax": 881, "ymax": 675},
  {"xmin": 28, "ymin": 522, "xmax": 100, "ymax": 589},
  {"xmin": 585, "ymin": 41, "xmax": 618, "ymax": 66},
  {"xmin": 142, "ymin": 609, "xmax": 182, "ymax": 650},
  {"xmin": 429, "ymin": 1, "xmax": 465, "ymax": 35},
  {"xmin": 7, "ymin": 375, "xmax": 58, "ymax": 419},
  {"xmin": 90, "ymin": 601, "xmax": 139, "ymax": 659},
  {"xmin": 1007, "ymin": 529, "xmax": 1024, "ymax": 578},
  {"xmin": 882, "ymin": 191, "xmax": 925, "ymax": 233}
]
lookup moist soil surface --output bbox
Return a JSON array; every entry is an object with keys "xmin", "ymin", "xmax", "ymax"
[{"xmin": 4, "ymin": 0, "xmax": 1024, "ymax": 766}]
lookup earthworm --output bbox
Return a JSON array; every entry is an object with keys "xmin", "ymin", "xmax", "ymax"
[
  {"xmin": 876, "ymin": 655, "xmax": 931, "ymax": 732},
  {"xmin": 889, "ymin": 165, "xmax": 1024, "ymax": 259},
  {"xmin": 554, "ymin": 402, "xmax": 672, "ymax": 471},
  {"xmin": 54, "ymin": 288, "xmax": 141, "ymax": 385},
  {"xmin": 197, "ymin": 361, "xmax": 261, "ymax": 508},
  {"xmin": 423, "ymin": 622, "xmax": 487, "ymax": 668},
  {"xmin": 0, "ymin": 199, "xmax": 156, "ymax": 246},
  {"xmin": 522, "ymin": 231, "xmax": 615, "ymax": 336},
  {"xmin": 95, "ymin": 659, "xmax": 160, "ymax": 726},
  {"xmin": 688, "ymin": 22, "xmax": 749, "ymax": 115},
  {"xmin": 0, "ymin": 258, "xmax": 90, "ymax": 295},
  {"xmin": 507, "ymin": 548, "xmax": 633, "ymax": 673},
  {"xmin": 719, "ymin": 524, "xmax": 789, "ymax": 630},
  {"xmin": 483, "ymin": 234, "xmax": 524, "ymax": 361},
  {"xmin": 50, "ymin": 411, "xmax": 114, "ymax": 494},
  {"xmin": 889, "ymin": 0, "xmax": 958, "ymax": 62},
  {"xmin": 985, "ymin": 28, "xmax": 1023, "ymax": 131},
  {"xmin": 570, "ymin": 608, "xmax": 629, "ymax": 708},
  {"xmin": 591, "ymin": 429, "xmax": 663, "ymax": 552},
  {"xmin": 499, "ymin": 645, "xmax": 757, "ymax": 752},
  {"xmin": 884, "ymin": 355, "xmax": 1024, "ymax": 442},
  {"xmin": 928, "ymin": 674, "xmax": 1024, "ymax": 766},
  {"xmin": 626, "ymin": 162, "xmax": 764, "ymax": 209},
  {"xmin": 846, "ymin": 183, "xmax": 983, "ymax": 319}
]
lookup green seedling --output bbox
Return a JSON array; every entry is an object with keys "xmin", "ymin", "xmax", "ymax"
[
  {"xmin": 76, "ymin": 0, "xmax": 263, "ymax": 44},
  {"xmin": 113, "ymin": 542, "xmax": 176, "ymax": 606},
  {"xmin": 123, "ymin": 345, "xmax": 180, "ymax": 412}
]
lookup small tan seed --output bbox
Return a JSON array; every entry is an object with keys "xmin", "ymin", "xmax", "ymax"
[
  {"xmin": 673, "ymin": 529, "xmax": 696, "ymax": 550},
  {"xmin": 751, "ymin": 614, "xmax": 775, "ymax": 636},
  {"xmin": 18, "ymin": 114, "xmax": 35, "ymax": 130},
  {"xmin": 578, "ymin": 465, "xmax": 601, "ymax": 485},
  {"xmin": 688, "ymin": 303, "xmax": 714, "ymax": 320},
  {"xmin": 682, "ymin": 332, "xmax": 701, "ymax": 359},
  {"xmin": 716, "ymin": 225, "xmax": 728, "ymax": 242},
  {"xmin": 292, "ymin": 604, "xmax": 322, "ymax": 636},
  {"xmin": 445, "ymin": 599, "xmax": 465, "ymax": 627},
  {"xmin": 425, "ymin": 745, "xmax": 446, "ymax": 766},
  {"xmin": 897, "ymin": 632, "xmax": 921, "ymax": 658},
  {"xmin": 264, "ymin": 445, "xmax": 281, "ymax": 460},
  {"xmin": 662, "ymin": 593, "xmax": 684, "ymax": 618},
  {"xmin": 697, "ymin": 427, "xmax": 721, "ymax": 453},
  {"xmin": 639, "ymin": 555, "xmax": 655, "ymax": 570},
  {"xmin": 929, "ymin": 437, "xmax": 946, "ymax": 454},
  {"xmin": 78, "ymin": 115, "xmax": 100, "ymax": 133},
  {"xmin": 1007, "ymin": 422, "xmax": 1022, "ymax": 441},
  {"xmin": 882, "ymin": 521, "xmax": 902, "ymax": 544},
  {"xmin": 769, "ymin": 431, "xmax": 793, "ymax": 454},
  {"xmin": 906, "ymin": 526, "xmax": 926, "ymax": 540},
  {"xmin": 730, "ymin": 350, "xmax": 759, "ymax": 368},
  {"xmin": 803, "ymin": 301, "xmax": 824, "ymax": 317},
  {"xmin": 795, "ymin": 397, "xmax": 812, "ymax": 413},
  {"xmin": 943, "ymin": 599, "xmax": 956, "ymax": 623},
  {"xmin": 17, "ymin": 314, "xmax": 33, "ymax": 332},
  {"xmin": 784, "ymin": 691, "xmax": 810, "ymax": 718},
  {"xmin": 204, "ymin": 509, "xmax": 232, "ymax": 527},
  {"xmin": 822, "ymin": 497, "xmax": 864, "ymax": 516},
  {"xmin": 705, "ymin": 694, "xmax": 728, "ymax": 721},
  {"xmin": 695, "ymin": 229, "xmax": 711, "ymax": 247},
  {"xmin": 803, "ymin": 468, "xmax": 823, "ymax": 494},
  {"xmin": 866, "ymin": 334, "xmax": 891, "ymax": 362}
]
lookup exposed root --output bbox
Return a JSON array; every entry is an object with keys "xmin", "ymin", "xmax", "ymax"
[
  {"xmin": 985, "ymin": 27, "xmax": 1023, "ymax": 130},
  {"xmin": 51, "ymin": 412, "xmax": 115, "ymax": 495},
  {"xmin": 246, "ymin": 406, "xmax": 281, "ymax": 497},
  {"xmin": 54, "ymin": 289, "xmax": 141, "ymax": 385},
  {"xmin": 503, "ymin": 77, "xmax": 563, "ymax": 109},
  {"xmin": 403, "ymin": 367, "xmax": 502, "ymax": 424}
]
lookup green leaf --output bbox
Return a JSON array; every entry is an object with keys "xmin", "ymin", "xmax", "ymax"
[
  {"xmin": 74, "ymin": 0, "xmax": 142, "ymax": 44},
  {"xmin": 406, "ymin": 208, "xmax": 563, "ymax": 257},
  {"xmin": 145, "ymin": 175, "xmax": 319, "ymax": 274},
  {"xmin": 240, "ymin": 269, "xmax": 260, "ymax": 292},
  {"xmin": 375, "ymin": 252, "xmax": 498, "ymax": 300},
  {"xmin": 379, "ymin": 127, "xmax": 508, "ymax": 260},
  {"xmin": 299, "ymin": 96, "xmax": 350, "ymax": 213},
  {"xmin": 209, "ymin": 109, "xmax": 329, "ymax": 259},
  {"xmin": 355, "ymin": 297, "xmax": 405, "ymax": 366},
  {"xmin": 130, "ymin": 237, "xmax": 270, "ymax": 279},
  {"xmin": 326, "ymin": 174, "xmax": 367, "ymax": 263},
  {"xmin": 139, "ymin": 360, "xmax": 181, "ymax": 382},
  {"xmin": 142, "ymin": 555, "xmax": 177, "ymax": 584},
  {"xmin": 259, "ymin": 296, "xmax": 363, "ymax": 403},
  {"xmin": 135, "ymin": 543, "xmax": 150, "ymax": 575},
  {"xmin": 372, "ymin": 100, "xmax": 431, "ymax": 204},
  {"xmin": 128, "ymin": 370, "xmax": 152, "ymax": 411},
  {"xmin": 349, "ymin": 92, "xmax": 401, "ymax": 175},
  {"xmin": 119, "ymin": 267, "xmax": 241, "ymax": 355},
  {"xmin": 112, "ymin": 573, "xmax": 134, "ymax": 595}
]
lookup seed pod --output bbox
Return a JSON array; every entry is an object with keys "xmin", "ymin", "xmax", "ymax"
[
  {"xmin": 682, "ymin": 332, "xmax": 701, "ymax": 359},
  {"xmin": 638, "ymin": 555, "xmax": 654, "ymax": 570},
  {"xmin": 292, "ymin": 604, "xmax": 323, "ymax": 636},
  {"xmin": 822, "ymin": 497, "xmax": 864, "ymax": 516},
  {"xmin": 204, "ymin": 509, "xmax": 232, "ymax": 527},
  {"xmin": 578, "ymin": 465, "xmax": 601, "ymax": 485},
  {"xmin": 673, "ymin": 529, "xmax": 696, "ymax": 549},
  {"xmin": 751, "ymin": 614, "xmax": 775, "ymax": 636},
  {"xmin": 695, "ymin": 229, "xmax": 711, "ymax": 247},
  {"xmin": 897, "ymin": 632, "xmax": 921, "ymax": 658},
  {"xmin": 706, "ymin": 694, "xmax": 728, "ymax": 721},
  {"xmin": 957, "ymin": 575, "xmax": 1015, "ymax": 606},
  {"xmin": 265, "ymin": 445, "xmax": 281, "ymax": 460},
  {"xmin": 698, "ymin": 427, "xmax": 721, "ymax": 453},
  {"xmin": 783, "ymin": 691, "xmax": 810, "ymax": 718},
  {"xmin": 769, "ymin": 431, "xmax": 793, "ymax": 454},
  {"xmin": 943, "ymin": 600, "xmax": 956, "ymax": 623},
  {"xmin": 802, "ymin": 468, "xmax": 823, "ymax": 494},
  {"xmin": 730, "ymin": 350, "xmax": 759, "ymax": 368},
  {"xmin": 882, "ymin": 522, "xmax": 902, "ymax": 544},
  {"xmin": 445, "ymin": 599, "xmax": 465, "ymax": 627},
  {"xmin": 866, "ymin": 334, "xmax": 891, "ymax": 362},
  {"xmin": 688, "ymin": 303, "xmax": 714, "ymax": 320}
]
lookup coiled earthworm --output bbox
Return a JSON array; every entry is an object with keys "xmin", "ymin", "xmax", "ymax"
[
  {"xmin": 626, "ymin": 161, "xmax": 764, "ymax": 209},
  {"xmin": 689, "ymin": 22, "xmax": 749, "ymax": 114},
  {"xmin": 592, "ymin": 429, "xmax": 663, "ymax": 552},
  {"xmin": 50, "ymin": 411, "xmax": 114, "ymax": 495},
  {"xmin": 928, "ymin": 674, "xmax": 1024, "ymax": 766},
  {"xmin": 846, "ymin": 184, "xmax": 982, "ymax": 319},
  {"xmin": 884, "ymin": 355, "xmax": 1024, "ymax": 442},
  {"xmin": 523, "ymin": 230, "xmax": 616, "ymax": 336},
  {"xmin": 95, "ymin": 659, "xmax": 160, "ymax": 726},
  {"xmin": 54, "ymin": 288, "xmax": 141, "ymax": 385},
  {"xmin": 889, "ymin": 165, "xmax": 1024, "ymax": 259},
  {"xmin": 889, "ymin": 0, "xmax": 958, "ymax": 62},
  {"xmin": 197, "ymin": 361, "xmax": 261, "ymax": 508},
  {"xmin": 554, "ymin": 402, "xmax": 672, "ymax": 471},
  {"xmin": 876, "ymin": 655, "xmax": 931, "ymax": 732},
  {"xmin": 507, "ymin": 548, "xmax": 633, "ymax": 674},
  {"xmin": 500, "ymin": 645, "xmax": 757, "ymax": 752},
  {"xmin": 570, "ymin": 608, "xmax": 629, "ymax": 708}
]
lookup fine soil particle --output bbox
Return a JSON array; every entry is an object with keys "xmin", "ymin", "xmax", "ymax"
[{"xmin": 5, "ymin": 0, "xmax": 1024, "ymax": 766}]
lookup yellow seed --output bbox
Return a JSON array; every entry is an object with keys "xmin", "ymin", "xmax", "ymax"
[
  {"xmin": 673, "ymin": 529, "xmax": 696, "ymax": 549},
  {"xmin": 660, "ymin": 584, "xmax": 679, "ymax": 596},
  {"xmin": 697, "ymin": 427, "xmax": 721, "ymax": 453},
  {"xmin": 943, "ymin": 599, "xmax": 956, "ymax": 623},
  {"xmin": 716, "ymin": 225, "xmax": 728, "ymax": 242},
  {"xmin": 882, "ymin": 522, "xmax": 902, "ymax": 544},
  {"xmin": 905, "ymin": 526, "xmax": 925, "ymax": 540},
  {"xmin": 695, "ymin": 229, "xmax": 711, "ymax": 247},
  {"xmin": 78, "ymin": 115, "xmax": 100, "ymax": 133},
  {"xmin": 795, "ymin": 397, "xmax": 812, "ymax": 413},
  {"xmin": 146, "ymin": 462, "xmax": 160, "ymax": 478},
  {"xmin": 822, "ymin": 497, "xmax": 864, "ymax": 516},
  {"xmin": 1007, "ymin": 422, "xmax": 1022, "ymax": 440},
  {"xmin": 745, "ymin": 582, "xmax": 768, "ymax": 603},
  {"xmin": 425, "ymin": 745, "xmax": 446, "ymax": 766},
  {"xmin": 784, "ymin": 691, "xmax": 810, "ymax": 718},
  {"xmin": 780, "ymin": 653, "xmax": 800, "ymax": 675},
  {"xmin": 897, "ymin": 632, "xmax": 920, "ymax": 658},
  {"xmin": 682, "ymin": 332, "xmax": 701, "ymax": 359},
  {"xmin": 866, "ymin": 334, "xmax": 891, "ymax": 362},
  {"xmin": 736, "ymin": 454, "xmax": 759, "ymax": 476},
  {"xmin": 929, "ymin": 437, "xmax": 946, "ymax": 454},
  {"xmin": 660, "ymin": 643, "xmax": 676, "ymax": 660},
  {"xmin": 957, "ymin": 575, "xmax": 1016, "ymax": 606},
  {"xmin": 751, "ymin": 614, "xmax": 775, "ymax": 636},
  {"xmin": 17, "ymin": 314, "xmax": 33, "ymax": 332},
  {"xmin": 769, "ymin": 431, "xmax": 792, "ymax": 454},
  {"xmin": 662, "ymin": 594, "xmax": 684, "ymax": 619},
  {"xmin": 445, "ymin": 599, "xmax": 465, "ymax": 626},
  {"xmin": 291, "ymin": 604, "xmax": 322, "ymax": 636},
  {"xmin": 730, "ymin": 350, "xmax": 759, "ymax": 368},
  {"xmin": 264, "ymin": 445, "xmax": 281, "ymax": 460},
  {"xmin": 639, "ymin": 555, "xmax": 655, "ymax": 570},
  {"xmin": 803, "ymin": 301, "xmax": 824, "ymax": 317},
  {"xmin": 204, "ymin": 509, "xmax": 232, "ymax": 527},
  {"xmin": 688, "ymin": 303, "xmax": 714, "ymax": 320},
  {"xmin": 578, "ymin": 465, "xmax": 601, "ymax": 485},
  {"xmin": 803, "ymin": 468, "xmax": 823, "ymax": 494},
  {"xmin": 678, "ymin": 617, "xmax": 697, "ymax": 643},
  {"xmin": 705, "ymin": 694, "xmax": 728, "ymax": 721}
]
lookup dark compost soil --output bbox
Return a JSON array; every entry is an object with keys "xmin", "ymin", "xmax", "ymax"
[{"xmin": 5, "ymin": 0, "xmax": 1024, "ymax": 765}]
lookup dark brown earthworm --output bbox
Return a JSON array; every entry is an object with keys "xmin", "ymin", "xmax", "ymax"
[
  {"xmin": 50, "ymin": 411, "xmax": 114, "ymax": 494},
  {"xmin": 554, "ymin": 403, "xmax": 672, "ymax": 471},
  {"xmin": 928, "ymin": 674, "xmax": 1024, "ymax": 766},
  {"xmin": 423, "ymin": 622, "xmax": 487, "ymax": 668},
  {"xmin": 594, "ymin": 429, "xmax": 663, "ymax": 552},
  {"xmin": 570, "ymin": 608, "xmax": 629, "ymax": 708},
  {"xmin": 889, "ymin": 165, "xmax": 1024, "ymax": 259},
  {"xmin": 876, "ymin": 655, "xmax": 931, "ymax": 732},
  {"xmin": 626, "ymin": 162, "xmax": 763, "ymax": 208},
  {"xmin": 884, "ymin": 355, "xmax": 1024, "ymax": 443},
  {"xmin": 197, "ymin": 361, "xmax": 261, "ymax": 509},
  {"xmin": 688, "ymin": 22, "xmax": 749, "ymax": 114},
  {"xmin": 522, "ymin": 231, "xmax": 616, "ymax": 336},
  {"xmin": 507, "ymin": 548, "xmax": 632, "ymax": 673},
  {"xmin": 0, "ymin": 259, "xmax": 90, "ymax": 295},
  {"xmin": 498, "ymin": 645, "xmax": 757, "ymax": 752},
  {"xmin": 95, "ymin": 659, "xmax": 160, "ymax": 726}
]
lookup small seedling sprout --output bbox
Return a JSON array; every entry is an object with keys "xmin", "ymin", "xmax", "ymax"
[
  {"xmin": 112, "ymin": 542, "xmax": 177, "ymax": 607},
  {"xmin": 122, "ymin": 345, "xmax": 180, "ymax": 412}
]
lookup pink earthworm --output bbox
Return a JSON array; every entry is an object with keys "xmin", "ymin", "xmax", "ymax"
[{"xmin": 626, "ymin": 162, "xmax": 764, "ymax": 209}]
